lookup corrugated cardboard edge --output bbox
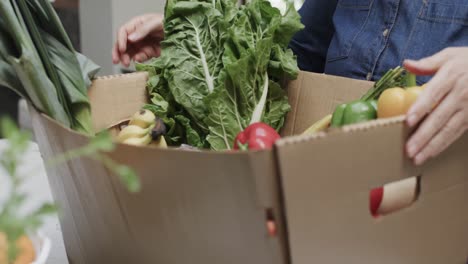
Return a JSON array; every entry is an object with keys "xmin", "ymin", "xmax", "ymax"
[
  {"xmin": 34, "ymin": 106, "xmax": 151, "ymax": 263},
  {"xmin": 275, "ymin": 114, "xmax": 468, "ymax": 263},
  {"xmin": 278, "ymin": 116, "xmax": 407, "ymax": 147},
  {"xmin": 281, "ymin": 73, "xmax": 304, "ymax": 137},
  {"xmin": 276, "ymin": 71, "xmax": 468, "ymax": 263},
  {"xmin": 88, "ymin": 71, "xmax": 149, "ymax": 132},
  {"xmin": 31, "ymin": 71, "xmax": 289, "ymax": 264},
  {"xmin": 281, "ymin": 72, "xmax": 373, "ymax": 137}
]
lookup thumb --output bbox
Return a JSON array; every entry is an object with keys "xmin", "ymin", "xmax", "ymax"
[
  {"xmin": 403, "ymin": 49, "xmax": 455, "ymax": 76},
  {"xmin": 128, "ymin": 17, "xmax": 163, "ymax": 42}
]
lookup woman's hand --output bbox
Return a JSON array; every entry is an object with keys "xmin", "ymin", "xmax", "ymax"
[
  {"xmin": 112, "ymin": 13, "xmax": 164, "ymax": 67},
  {"xmin": 404, "ymin": 47, "xmax": 468, "ymax": 165}
]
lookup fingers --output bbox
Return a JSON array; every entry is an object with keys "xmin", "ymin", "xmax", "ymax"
[
  {"xmin": 112, "ymin": 42, "xmax": 120, "ymax": 64},
  {"xmin": 133, "ymin": 45, "xmax": 160, "ymax": 63},
  {"xmin": 117, "ymin": 16, "xmax": 148, "ymax": 53},
  {"xmin": 118, "ymin": 24, "xmax": 135, "ymax": 53},
  {"xmin": 122, "ymin": 53, "xmax": 131, "ymax": 68},
  {"xmin": 128, "ymin": 14, "xmax": 163, "ymax": 42},
  {"xmin": 404, "ymin": 48, "xmax": 457, "ymax": 76},
  {"xmin": 403, "ymin": 47, "xmax": 468, "ymax": 165},
  {"xmin": 412, "ymin": 110, "xmax": 467, "ymax": 165},
  {"xmin": 406, "ymin": 63, "xmax": 455, "ymax": 127},
  {"xmin": 113, "ymin": 14, "xmax": 163, "ymax": 66},
  {"xmin": 406, "ymin": 90, "xmax": 459, "ymax": 158}
]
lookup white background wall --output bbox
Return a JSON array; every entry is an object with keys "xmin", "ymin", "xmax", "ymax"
[{"xmin": 80, "ymin": 0, "xmax": 165, "ymax": 75}]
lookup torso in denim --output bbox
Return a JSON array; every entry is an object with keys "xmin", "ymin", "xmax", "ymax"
[{"xmin": 290, "ymin": 0, "xmax": 468, "ymax": 84}]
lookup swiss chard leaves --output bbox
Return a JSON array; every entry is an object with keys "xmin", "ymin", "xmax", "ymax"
[{"xmin": 138, "ymin": 0, "xmax": 303, "ymax": 150}]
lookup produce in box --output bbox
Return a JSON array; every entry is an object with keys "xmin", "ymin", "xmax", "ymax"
[
  {"xmin": 117, "ymin": 109, "xmax": 168, "ymax": 147},
  {"xmin": 0, "ymin": 0, "xmax": 140, "ymax": 194},
  {"xmin": 233, "ymin": 122, "xmax": 281, "ymax": 150},
  {"xmin": 298, "ymin": 68, "xmax": 426, "ymax": 218},
  {"xmin": 377, "ymin": 86, "xmax": 426, "ymax": 119},
  {"xmin": 302, "ymin": 67, "xmax": 426, "ymax": 135},
  {"xmin": 0, "ymin": 0, "xmax": 100, "ymax": 135},
  {"xmin": 136, "ymin": 0, "xmax": 304, "ymax": 150}
]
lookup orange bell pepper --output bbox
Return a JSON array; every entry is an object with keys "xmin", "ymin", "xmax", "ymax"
[{"xmin": 377, "ymin": 86, "xmax": 425, "ymax": 118}]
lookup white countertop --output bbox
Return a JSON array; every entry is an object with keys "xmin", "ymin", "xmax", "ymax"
[{"xmin": 0, "ymin": 140, "xmax": 69, "ymax": 264}]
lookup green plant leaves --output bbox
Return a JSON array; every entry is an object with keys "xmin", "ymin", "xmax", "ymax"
[
  {"xmin": 139, "ymin": 0, "xmax": 303, "ymax": 150},
  {"xmin": 0, "ymin": 0, "xmax": 99, "ymax": 135}
]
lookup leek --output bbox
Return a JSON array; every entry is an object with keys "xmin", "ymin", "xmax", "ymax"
[{"xmin": 0, "ymin": 0, "xmax": 99, "ymax": 135}]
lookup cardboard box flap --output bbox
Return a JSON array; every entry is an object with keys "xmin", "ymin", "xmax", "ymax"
[
  {"xmin": 88, "ymin": 72, "xmax": 149, "ymax": 131},
  {"xmin": 282, "ymin": 72, "xmax": 373, "ymax": 137},
  {"xmin": 275, "ymin": 118, "xmax": 468, "ymax": 263}
]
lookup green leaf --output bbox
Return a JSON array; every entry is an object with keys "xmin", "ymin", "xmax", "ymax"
[
  {"xmin": 16, "ymin": 0, "xmax": 73, "ymax": 121},
  {"xmin": 137, "ymin": 0, "xmax": 302, "ymax": 150},
  {"xmin": 274, "ymin": 2, "xmax": 305, "ymax": 47},
  {"xmin": 205, "ymin": 89, "xmax": 241, "ymax": 150},
  {"xmin": 0, "ymin": 117, "xmax": 31, "ymax": 158},
  {"xmin": 148, "ymin": 75, "xmax": 160, "ymax": 92},
  {"xmin": 0, "ymin": 60, "xmax": 25, "ymax": 98},
  {"xmin": 10, "ymin": 52, "xmax": 71, "ymax": 127},
  {"xmin": 90, "ymin": 131, "xmax": 115, "ymax": 152},
  {"xmin": 0, "ymin": 116, "xmax": 18, "ymax": 138},
  {"xmin": 25, "ymin": 0, "xmax": 75, "ymax": 52},
  {"xmin": 269, "ymin": 46, "xmax": 300, "ymax": 80},
  {"xmin": 76, "ymin": 52, "xmax": 100, "ymax": 88},
  {"xmin": 0, "ymin": 0, "xmax": 97, "ymax": 134},
  {"xmin": 29, "ymin": 203, "xmax": 57, "ymax": 218},
  {"xmin": 150, "ymin": 93, "xmax": 170, "ymax": 116},
  {"xmin": 0, "ymin": 0, "xmax": 72, "ymax": 128},
  {"xmin": 0, "ymin": 17, "xmax": 25, "ymax": 97},
  {"xmin": 262, "ymin": 81, "xmax": 291, "ymax": 130},
  {"xmin": 175, "ymin": 115, "xmax": 204, "ymax": 148},
  {"xmin": 113, "ymin": 165, "xmax": 141, "ymax": 193},
  {"xmin": 161, "ymin": 117, "xmax": 182, "ymax": 146},
  {"xmin": 163, "ymin": 4, "xmax": 226, "ymax": 126},
  {"xmin": 41, "ymin": 30, "xmax": 93, "ymax": 134}
]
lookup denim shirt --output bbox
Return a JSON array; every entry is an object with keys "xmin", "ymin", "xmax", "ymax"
[{"xmin": 289, "ymin": 0, "xmax": 468, "ymax": 84}]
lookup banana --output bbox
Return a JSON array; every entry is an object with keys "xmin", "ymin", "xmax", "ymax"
[
  {"xmin": 128, "ymin": 109, "xmax": 156, "ymax": 128},
  {"xmin": 302, "ymin": 114, "xmax": 332, "ymax": 135},
  {"xmin": 150, "ymin": 135, "xmax": 168, "ymax": 148},
  {"xmin": 117, "ymin": 125, "xmax": 151, "ymax": 143},
  {"xmin": 116, "ymin": 109, "xmax": 170, "ymax": 147},
  {"xmin": 122, "ymin": 133, "xmax": 152, "ymax": 146}
]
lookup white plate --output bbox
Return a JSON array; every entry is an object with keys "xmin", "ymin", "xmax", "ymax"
[{"xmin": 30, "ymin": 231, "xmax": 51, "ymax": 264}]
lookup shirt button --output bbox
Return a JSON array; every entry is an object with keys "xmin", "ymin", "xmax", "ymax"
[
  {"xmin": 366, "ymin": 72, "xmax": 373, "ymax": 81},
  {"xmin": 383, "ymin": 29, "xmax": 390, "ymax": 37}
]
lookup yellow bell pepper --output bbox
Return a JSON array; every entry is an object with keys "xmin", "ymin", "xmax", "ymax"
[{"xmin": 377, "ymin": 86, "xmax": 425, "ymax": 118}]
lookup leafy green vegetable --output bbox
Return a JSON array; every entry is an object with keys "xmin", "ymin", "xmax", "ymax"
[
  {"xmin": 0, "ymin": 0, "xmax": 99, "ymax": 135},
  {"xmin": 0, "ymin": 0, "xmax": 71, "ymax": 127},
  {"xmin": 138, "ymin": 0, "xmax": 303, "ymax": 150}
]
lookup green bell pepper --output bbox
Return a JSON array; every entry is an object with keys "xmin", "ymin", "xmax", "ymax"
[
  {"xmin": 330, "ymin": 100, "xmax": 377, "ymax": 127},
  {"xmin": 330, "ymin": 103, "xmax": 347, "ymax": 127},
  {"xmin": 329, "ymin": 67, "xmax": 410, "ymax": 128}
]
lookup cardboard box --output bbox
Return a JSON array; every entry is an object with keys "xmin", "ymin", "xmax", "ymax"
[{"xmin": 30, "ymin": 71, "xmax": 468, "ymax": 264}]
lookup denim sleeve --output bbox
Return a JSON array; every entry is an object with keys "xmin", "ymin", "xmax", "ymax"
[{"xmin": 289, "ymin": 0, "xmax": 337, "ymax": 73}]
